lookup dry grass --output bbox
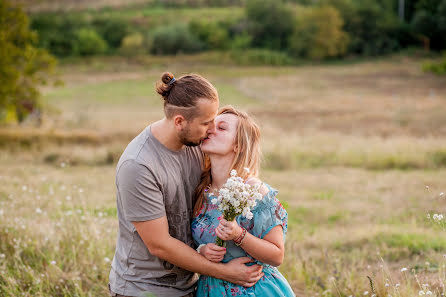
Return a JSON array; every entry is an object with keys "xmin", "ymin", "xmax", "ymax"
[{"xmin": 1, "ymin": 54, "xmax": 446, "ymax": 296}]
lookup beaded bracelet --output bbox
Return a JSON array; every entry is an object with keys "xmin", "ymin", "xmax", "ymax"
[{"xmin": 234, "ymin": 227, "xmax": 247, "ymax": 246}]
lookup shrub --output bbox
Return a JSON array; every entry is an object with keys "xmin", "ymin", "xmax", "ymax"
[
  {"xmin": 411, "ymin": 0, "xmax": 446, "ymax": 51},
  {"xmin": 73, "ymin": 28, "xmax": 108, "ymax": 56},
  {"xmin": 92, "ymin": 16, "xmax": 131, "ymax": 50},
  {"xmin": 150, "ymin": 23, "xmax": 204, "ymax": 55},
  {"xmin": 245, "ymin": 0, "xmax": 294, "ymax": 50},
  {"xmin": 342, "ymin": 0, "xmax": 405, "ymax": 56},
  {"xmin": 189, "ymin": 20, "xmax": 230, "ymax": 50},
  {"xmin": 230, "ymin": 33, "xmax": 252, "ymax": 50},
  {"xmin": 31, "ymin": 15, "xmax": 89, "ymax": 57},
  {"xmin": 423, "ymin": 54, "xmax": 446, "ymax": 75},
  {"xmin": 230, "ymin": 49, "xmax": 295, "ymax": 66},
  {"xmin": 119, "ymin": 32, "xmax": 146, "ymax": 56},
  {"xmin": 289, "ymin": 5, "xmax": 349, "ymax": 59}
]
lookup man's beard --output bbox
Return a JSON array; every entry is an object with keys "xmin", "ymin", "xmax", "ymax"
[{"xmin": 179, "ymin": 127, "xmax": 203, "ymax": 147}]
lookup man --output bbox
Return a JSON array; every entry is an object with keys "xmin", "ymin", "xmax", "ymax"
[{"xmin": 109, "ymin": 72, "xmax": 264, "ymax": 297}]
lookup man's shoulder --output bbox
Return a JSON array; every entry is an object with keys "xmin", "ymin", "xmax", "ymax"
[{"xmin": 116, "ymin": 127, "xmax": 155, "ymax": 174}]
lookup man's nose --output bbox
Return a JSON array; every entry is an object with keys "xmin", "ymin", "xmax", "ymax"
[{"xmin": 207, "ymin": 122, "xmax": 216, "ymax": 134}]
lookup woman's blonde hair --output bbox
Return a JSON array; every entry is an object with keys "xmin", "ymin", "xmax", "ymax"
[{"xmin": 193, "ymin": 105, "xmax": 262, "ymax": 216}]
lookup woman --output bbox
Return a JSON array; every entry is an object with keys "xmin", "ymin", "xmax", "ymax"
[{"xmin": 191, "ymin": 106, "xmax": 295, "ymax": 296}]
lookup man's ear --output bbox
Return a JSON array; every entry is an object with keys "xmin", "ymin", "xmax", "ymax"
[{"xmin": 173, "ymin": 114, "xmax": 187, "ymax": 131}]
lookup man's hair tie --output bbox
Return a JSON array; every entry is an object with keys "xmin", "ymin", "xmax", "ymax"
[{"xmin": 168, "ymin": 77, "xmax": 176, "ymax": 85}]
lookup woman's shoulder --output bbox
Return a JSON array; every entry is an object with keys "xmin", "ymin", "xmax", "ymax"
[
  {"xmin": 246, "ymin": 177, "xmax": 270, "ymax": 197},
  {"xmin": 246, "ymin": 178, "xmax": 280, "ymax": 210}
]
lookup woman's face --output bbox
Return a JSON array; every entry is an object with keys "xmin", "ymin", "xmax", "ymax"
[{"xmin": 201, "ymin": 113, "xmax": 239, "ymax": 156}]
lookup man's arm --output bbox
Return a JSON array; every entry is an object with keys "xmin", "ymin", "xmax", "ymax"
[{"xmin": 133, "ymin": 217, "xmax": 264, "ymax": 287}]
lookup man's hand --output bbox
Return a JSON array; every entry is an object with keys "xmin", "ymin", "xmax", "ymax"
[
  {"xmin": 223, "ymin": 257, "xmax": 264, "ymax": 287},
  {"xmin": 199, "ymin": 243, "xmax": 226, "ymax": 262}
]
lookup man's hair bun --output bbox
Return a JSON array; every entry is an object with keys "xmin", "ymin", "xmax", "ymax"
[{"xmin": 156, "ymin": 72, "xmax": 175, "ymax": 99}]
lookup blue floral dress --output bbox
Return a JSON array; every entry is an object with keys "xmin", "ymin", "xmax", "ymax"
[{"xmin": 191, "ymin": 183, "xmax": 295, "ymax": 297}]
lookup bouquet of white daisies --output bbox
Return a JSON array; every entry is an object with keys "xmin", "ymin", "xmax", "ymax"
[{"xmin": 211, "ymin": 169, "xmax": 263, "ymax": 247}]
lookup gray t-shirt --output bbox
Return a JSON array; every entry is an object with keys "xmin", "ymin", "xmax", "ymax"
[{"xmin": 109, "ymin": 125, "xmax": 203, "ymax": 297}]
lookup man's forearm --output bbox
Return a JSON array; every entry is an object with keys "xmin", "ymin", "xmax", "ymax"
[{"xmin": 151, "ymin": 236, "xmax": 229, "ymax": 280}]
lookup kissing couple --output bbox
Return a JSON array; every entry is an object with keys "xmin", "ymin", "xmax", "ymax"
[{"xmin": 108, "ymin": 72, "xmax": 296, "ymax": 297}]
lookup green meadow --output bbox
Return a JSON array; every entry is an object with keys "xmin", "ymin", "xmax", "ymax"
[{"xmin": 1, "ymin": 53, "xmax": 446, "ymax": 296}]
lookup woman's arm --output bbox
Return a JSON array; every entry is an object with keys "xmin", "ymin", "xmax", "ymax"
[
  {"xmin": 215, "ymin": 219, "xmax": 284, "ymax": 267},
  {"xmin": 215, "ymin": 178, "xmax": 285, "ymax": 266}
]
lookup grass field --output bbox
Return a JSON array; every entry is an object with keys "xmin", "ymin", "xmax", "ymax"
[{"xmin": 1, "ymin": 53, "xmax": 446, "ymax": 296}]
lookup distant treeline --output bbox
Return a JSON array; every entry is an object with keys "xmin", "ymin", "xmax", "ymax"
[{"xmin": 30, "ymin": 0, "xmax": 446, "ymax": 61}]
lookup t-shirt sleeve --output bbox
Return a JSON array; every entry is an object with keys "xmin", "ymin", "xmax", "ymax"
[
  {"xmin": 251, "ymin": 187, "xmax": 288, "ymax": 242},
  {"xmin": 116, "ymin": 159, "xmax": 166, "ymax": 222}
]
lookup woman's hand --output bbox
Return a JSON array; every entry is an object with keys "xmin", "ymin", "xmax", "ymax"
[
  {"xmin": 199, "ymin": 243, "xmax": 226, "ymax": 262},
  {"xmin": 215, "ymin": 218, "xmax": 242, "ymax": 241}
]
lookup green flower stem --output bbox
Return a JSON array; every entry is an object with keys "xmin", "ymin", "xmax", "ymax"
[{"xmin": 215, "ymin": 212, "xmax": 238, "ymax": 247}]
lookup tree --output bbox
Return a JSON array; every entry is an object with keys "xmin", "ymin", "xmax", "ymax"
[
  {"xmin": 245, "ymin": 0, "xmax": 294, "ymax": 50},
  {"xmin": 289, "ymin": 5, "xmax": 349, "ymax": 59},
  {"xmin": 412, "ymin": 0, "xmax": 446, "ymax": 50},
  {"xmin": 0, "ymin": 0, "xmax": 57, "ymax": 123}
]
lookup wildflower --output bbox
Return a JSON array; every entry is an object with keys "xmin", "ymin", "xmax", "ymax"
[
  {"xmin": 35, "ymin": 208, "xmax": 42, "ymax": 214},
  {"xmin": 440, "ymin": 192, "xmax": 444, "ymax": 197},
  {"xmin": 0, "ymin": 209, "xmax": 3, "ymax": 216},
  {"xmin": 230, "ymin": 169, "xmax": 237, "ymax": 177},
  {"xmin": 244, "ymin": 167, "xmax": 250, "ymax": 173},
  {"xmin": 0, "ymin": 254, "xmax": 5, "ymax": 259},
  {"xmin": 385, "ymin": 283, "xmax": 390, "ymax": 287},
  {"xmin": 426, "ymin": 291, "xmax": 432, "ymax": 295},
  {"xmin": 50, "ymin": 260, "xmax": 56, "ymax": 265},
  {"xmin": 104, "ymin": 257, "xmax": 111, "ymax": 263},
  {"xmin": 60, "ymin": 162, "xmax": 66, "ymax": 168},
  {"xmin": 419, "ymin": 291, "xmax": 425, "ymax": 296},
  {"xmin": 364, "ymin": 291, "xmax": 369, "ymax": 295},
  {"xmin": 400, "ymin": 267, "xmax": 407, "ymax": 272},
  {"xmin": 79, "ymin": 188, "xmax": 84, "ymax": 193},
  {"xmin": 22, "ymin": 185, "xmax": 27, "ymax": 191},
  {"xmin": 65, "ymin": 196, "xmax": 71, "ymax": 201},
  {"xmin": 395, "ymin": 283, "xmax": 400, "ymax": 288}
]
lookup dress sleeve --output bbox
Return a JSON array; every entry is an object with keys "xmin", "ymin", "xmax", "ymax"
[{"xmin": 251, "ymin": 185, "xmax": 288, "ymax": 242}]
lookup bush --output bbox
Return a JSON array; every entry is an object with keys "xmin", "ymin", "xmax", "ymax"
[
  {"xmin": 230, "ymin": 49, "xmax": 295, "ymax": 66},
  {"xmin": 189, "ymin": 20, "xmax": 230, "ymax": 50},
  {"xmin": 230, "ymin": 33, "xmax": 252, "ymax": 50},
  {"xmin": 342, "ymin": 0, "xmax": 405, "ymax": 56},
  {"xmin": 92, "ymin": 16, "xmax": 131, "ymax": 50},
  {"xmin": 245, "ymin": 0, "xmax": 294, "ymax": 50},
  {"xmin": 289, "ymin": 5, "xmax": 349, "ymax": 59},
  {"xmin": 412, "ymin": 0, "xmax": 446, "ymax": 51},
  {"xmin": 31, "ymin": 15, "xmax": 89, "ymax": 57},
  {"xmin": 73, "ymin": 28, "xmax": 108, "ymax": 56},
  {"xmin": 119, "ymin": 32, "xmax": 146, "ymax": 56},
  {"xmin": 423, "ymin": 53, "xmax": 446, "ymax": 75},
  {"xmin": 150, "ymin": 23, "xmax": 204, "ymax": 55}
]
